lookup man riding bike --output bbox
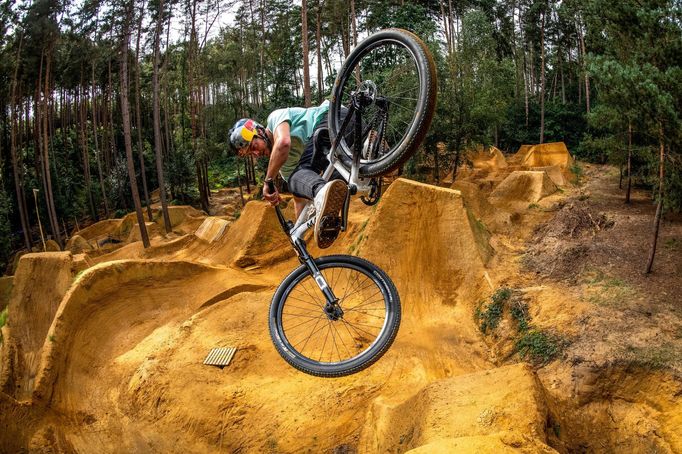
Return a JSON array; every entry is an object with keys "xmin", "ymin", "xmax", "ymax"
[{"xmin": 229, "ymin": 100, "xmax": 348, "ymax": 249}]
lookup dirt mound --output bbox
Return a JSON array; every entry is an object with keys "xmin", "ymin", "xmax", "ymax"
[
  {"xmin": 523, "ymin": 200, "xmax": 614, "ymax": 280},
  {"xmin": 532, "ymin": 165, "xmax": 569, "ymax": 186},
  {"xmin": 515, "ymin": 144, "xmax": 533, "ymax": 158},
  {"xmin": 537, "ymin": 200, "xmax": 613, "ymax": 239},
  {"xmin": 158, "ymin": 205, "xmax": 207, "ymax": 234},
  {"xmin": 453, "ymin": 180, "xmax": 512, "ymax": 233},
  {"xmin": 75, "ymin": 206, "xmax": 205, "ymax": 247},
  {"xmin": 44, "ymin": 239, "xmax": 61, "ymax": 251},
  {"xmin": 540, "ymin": 363, "xmax": 682, "ymax": 453},
  {"xmin": 359, "ymin": 178, "xmax": 490, "ymax": 304},
  {"xmin": 489, "ymin": 171, "xmax": 558, "ymax": 208},
  {"xmin": 86, "ymin": 201, "xmax": 294, "ymax": 269},
  {"xmin": 194, "ymin": 217, "xmax": 230, "ymax": 243},
  {"xmin": 162, "ymin": 201, "xmax": 294, "ymax": 268},
  {"xmin": 520, "ymin": 142, "xmax": 574, "ymax": 169},
  {"xmin": 359, "ymin": 363, "xmax": 553, "ymax": 452},
  {"xmin": 74, "ymin": 219, "xmax": 122, "ymax": 241},
  {"xmin": 0, "ymin": 253, "xmax": 75, "ymax": 401},
  {"xmin": 469, "ymin": 146, "xmax": 508, "ymax": 170},
  {"xmin": 65, "ymin": 235, "xmax": 93, "ymax": 254}
]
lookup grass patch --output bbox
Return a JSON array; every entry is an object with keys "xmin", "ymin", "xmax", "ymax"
[
  {"xmin": 475, "ymin": 288, "xmax": 512, "ymax": 334},
  {"xmin": 0, "ymin": 306, "xmax": 7, "ymax": 343},
  {"xmin": 347, "ymin": 219, "xmax": 370, "ymax": 255},
  {"xmin": 665, "ymin": 238, "xmax": 680, "ymax": 250},
  {"xmin": 515, "ymin": 330, "xmax": 562, "ymax": 365},
  {"xmin": 581, "ymin": 268, "xmax": 633, "ymax": 307},
  {"xmin": 528, "ymin": 203, "xmax": 540, "ymax": 209},
  {"xmin": 233, "ymin": 209, "xmax": 241, "ymax": 220},
  {"xmin": 618, "ymin": 345, "xmax": 681, "ymax": 370},
  {"xmin": 570, "ymin": 163, "xmax": 584, "ymax": 185}
]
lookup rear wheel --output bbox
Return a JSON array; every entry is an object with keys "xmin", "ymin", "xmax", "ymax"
[
  {"xmin": 328, "ymin": 28, "xmax": 437, "ymax": 178},
  {"xmin": 269, "ymin": 255, "xmax": 400, "ymax": 377}
]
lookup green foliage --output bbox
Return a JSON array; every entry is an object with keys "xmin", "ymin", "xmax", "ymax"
[
  {"xmin": 0, "ymin": 307, "xmax": 7, "ymax": 329},
  {"xmin": 570, "ymin": 163, "xmax": 584, "ymax": 185},
  {"xmin": 475, "ymin": 288, "xmax": 512, "ymax": 334},
  {"xmin": 0, "ymin": 188, "xmax": 12, "ymax": 271},
  {"xmin": 475, "ymin": 287, "xmax": 565, "ymax": 365},
  {"xmin": 515, "ymin": 330, "xmax": 562, "ymax": 365},
  {"xmin": 0, "ymin": 307, "xmax": 7, "ymax": 343},
  {"xmin": 510, "ymin": 301, "xmax": 531, "ymax": 333}
]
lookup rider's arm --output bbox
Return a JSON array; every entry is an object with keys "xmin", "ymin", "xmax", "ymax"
[
  {"xmin": 262, "ymin": 121, "xmax": 291, "ymax": 205},
  {"xmin": 266, "ymin": 122, "xmax": 291, "ymax": 180}
]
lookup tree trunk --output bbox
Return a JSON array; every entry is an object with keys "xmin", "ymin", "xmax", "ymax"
[
  {"xmin": 10, "ymin": 33, "xmax": 32, "ymax": 250},
  {"xmin": 350, "ymin": 0, "xmax": 357, "ymax": 47},
  {"xmin": 153, "ymin": 0, "xmax": 172, "ymax": 233},
  {"xmin": 92, "ymin": 63, "xmax": 110, "ymax": 218},
  {"xmin": 237, "ymin": 158, "xmax": 245, "ymax": 207},
  {"xmin": 316, "ymin": 2, "xmax": 323, "ymax": 102},
  {"xmin": 539, "ymin": 9, "xmax": 546, "ymax": 144},
  {"xmin": 79, "ymin": 81, "xmax": 97, "ymax": 221},
  {"xmin": 107, "ymin": 59, "xmax": 116, "ymax": 170},
  {"xmin": 134, "ymin": 0, "xmax": 153, "ymax": 221},
  {"xmin": 625, "ymin": 122, "xmax": 633, "ymax": 204},
  {"xmin": 120, "ymin": 5, "xmax": 151, "ymax": 249},
  {"xmin": 560, "ymin": 50, "xmax": 566, "ymax": 104},
  {"xmin": 579, "ymin": 20, "xmax": 590, "ymax": 113},
  {"xmin": 523, "ymin": 49, "xmax": 529, "ymax": 127},
  {"xmin": 42, "ymin": 47, "xmax": 63, "ymax": 248},
  {"xmin": 645, "ymin": 124, "xmax": 665, "ymax": 274},
  {"xmin": 440, "ymin": 1, "xmax": 451, "ymax": 55},
  {"xmin": 301, "ymin": 0, "xmax": 311, "ymax": 107}
]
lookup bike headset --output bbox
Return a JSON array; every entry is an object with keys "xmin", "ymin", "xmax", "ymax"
[{"xmin": 229, "ymin": 118, "xmax": 272, "ymax": 155}]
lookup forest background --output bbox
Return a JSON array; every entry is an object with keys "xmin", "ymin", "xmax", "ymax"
[{"xmin": 0, "ymin": 0, "xmax": 680, "ymax": 271}]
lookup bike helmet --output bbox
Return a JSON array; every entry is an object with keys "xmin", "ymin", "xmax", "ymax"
[{"xmin": 229, "ymin": 118, "xmax": 268, "ymax": 153}]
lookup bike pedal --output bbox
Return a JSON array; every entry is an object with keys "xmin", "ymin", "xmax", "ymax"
[{"xmin": 319, "ymin": 215, "xmax": 341, "ymax": 242}]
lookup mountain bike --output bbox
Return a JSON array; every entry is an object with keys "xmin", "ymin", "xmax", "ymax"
[{"xmin": 268, "ymin": 28, "xmax": 437, "ymax": 377}]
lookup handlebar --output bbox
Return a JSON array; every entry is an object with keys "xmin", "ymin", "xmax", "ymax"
[{"xmin": 265, "ymin": 178, "xmax": 291, "ymax": 234}]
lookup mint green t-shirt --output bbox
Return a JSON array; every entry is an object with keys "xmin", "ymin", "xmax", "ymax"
[{"xmin": 267, "ymin": 100, "xmax": 329, "ymax": 181}]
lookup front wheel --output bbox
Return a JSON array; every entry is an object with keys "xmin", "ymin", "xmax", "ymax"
[
  {"xmin": 328, "ymin": 28, "xmax": 437, "ymax": 178},
  {"xmin": 269, "ymin": 255, "xmax": 401, "ymax": 377}
]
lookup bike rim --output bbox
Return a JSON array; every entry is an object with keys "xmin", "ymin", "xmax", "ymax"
[
  {"xmin": 277, "ymin": 263, "xmax": 390, "ymax": 366},
  {"xmin": 332, "ymin": 38, "xmax": 424, "ymax": 167}
]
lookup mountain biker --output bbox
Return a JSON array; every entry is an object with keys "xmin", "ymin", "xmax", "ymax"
[{"xmin": 229, "ymin": 100, "xmax": 348, "ymax": 249}]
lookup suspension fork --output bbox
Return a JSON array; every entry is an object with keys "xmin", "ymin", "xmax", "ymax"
[{"xmin": 266, "ymin": 181, "xmax": 343, "ymax": 319}]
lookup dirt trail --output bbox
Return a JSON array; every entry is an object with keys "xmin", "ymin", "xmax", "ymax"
[{"xmin": 0, "ymin": 168, "xmax": 680, "ymax": 453}]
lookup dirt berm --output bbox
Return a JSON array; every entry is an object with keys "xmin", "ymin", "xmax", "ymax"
[
  {"xmin": 0, "ymin": 253, "xmax": 75, "ymax": 401},
  {"xmin": 0, "ymin": 179, "xmax": 561, "ymax": 452}
]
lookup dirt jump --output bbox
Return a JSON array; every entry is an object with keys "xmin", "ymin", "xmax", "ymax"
[
  {"xmin": 1, "ymin": 171, "xmax": 681, "ymax": 453},
  {"xmin": 489, "ymin": 171, "xmax": 558, "ymax": 209}
]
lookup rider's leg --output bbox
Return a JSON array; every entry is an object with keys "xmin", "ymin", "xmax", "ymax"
[
  {"xmin": 288, "ymin": 168, "xmax": 347, "ymax": 249},
  {"xmin": 293, "ymin": 196, "xmax": 308, "ymax": 218}
]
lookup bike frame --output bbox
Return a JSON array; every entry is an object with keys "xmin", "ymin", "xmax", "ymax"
[{"xmin": 268, "ymin": 90, "xmax": 386, "ymax": 312}]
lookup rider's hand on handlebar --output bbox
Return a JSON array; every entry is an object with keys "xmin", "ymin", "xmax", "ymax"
[{"xmin": 263, "ymin": 182, "xmax": 282, "ymax": 206}]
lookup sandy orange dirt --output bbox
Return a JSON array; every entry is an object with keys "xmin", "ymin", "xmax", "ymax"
[{"xmin": 1, "ymin": 149, "xmax": 681, "ymax": 453}]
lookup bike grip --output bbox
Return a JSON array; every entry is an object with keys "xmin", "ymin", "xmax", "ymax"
[{"xmin": 266, "ymin": 179, "xmax": 275, "ymax": 192}]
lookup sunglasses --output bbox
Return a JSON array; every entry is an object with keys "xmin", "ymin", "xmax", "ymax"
[{"xmin": 239, "ymin": 136, "xmax": 263, "ymax": 157}]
